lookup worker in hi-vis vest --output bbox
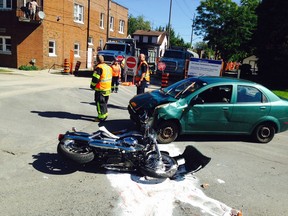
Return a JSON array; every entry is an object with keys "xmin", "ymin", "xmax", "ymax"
[
  {"xmin": 90, "ymin": 55, "xmax": 112, "ymax": 122},
  {"xmin": 135, "ymin": 53, "xmax": 150, "ymax": 95}
]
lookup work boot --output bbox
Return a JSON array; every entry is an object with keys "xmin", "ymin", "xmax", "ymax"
[{"xmin": 94, "ymin": 117, "xmax": 107, "ymax": 122}]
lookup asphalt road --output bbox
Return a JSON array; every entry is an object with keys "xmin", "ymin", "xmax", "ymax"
[{"xmin": 0, "ymin": 68, "xmax": 287, "ymax": 216}]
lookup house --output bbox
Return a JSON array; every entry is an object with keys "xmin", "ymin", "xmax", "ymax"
[
  {"xmin": 132, "ymin": 30, "xmax": 167, "ymax": 72},
  {"xmin": 0, "ymin": 0, "xmax": 128, "ymax": 70}
]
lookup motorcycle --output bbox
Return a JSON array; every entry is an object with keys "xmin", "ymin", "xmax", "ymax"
[{"xmin": 57, "ymin": 113, "xmax": 178, "ymax": 179}]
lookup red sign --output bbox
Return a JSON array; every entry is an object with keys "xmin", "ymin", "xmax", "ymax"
[
  {"xmin": 126, "ymin": 56, "xmax": 137, "ymax": 69},
  {"xmin": 116, "ymin": 55, "xmax": 124, "ymax": 62},
  {"xmin": 158, "ymin": 62, "xmax": 166, "ymax": 71}
]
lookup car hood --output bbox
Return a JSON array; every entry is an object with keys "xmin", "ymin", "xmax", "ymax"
[{"xmin": 129, "ymin": 89, "xmax": 177, "ymax": 111}]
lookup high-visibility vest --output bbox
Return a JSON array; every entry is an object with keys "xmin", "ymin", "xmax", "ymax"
[
  {"xmin": 111, "ymin": 64, "xmax": 121, "ymax": 77},
  {"xmin": 94, "ymin": 63, "xmax": 112, "ymax": 92},
  {"xmin": 135, "ymin": 60, "xmax": 150, "ymax": 82}
]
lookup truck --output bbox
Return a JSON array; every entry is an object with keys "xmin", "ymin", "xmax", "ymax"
[
  {"xmin": 97, "ymin": 37, "xmax": 138, "ymax": 64},
  {"xmin": 156, "ymin": 47, "xmax": 199, "ymax": 79}
]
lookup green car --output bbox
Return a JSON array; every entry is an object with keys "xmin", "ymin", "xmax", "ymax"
[{"xmin": 128, "ymin": 76, "xmax": 288, "ymax": 144}]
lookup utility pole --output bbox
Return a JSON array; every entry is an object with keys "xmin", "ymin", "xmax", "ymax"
[
  {"xmin": 167, "ymin": 0, "xmax": 172, "ymax": 48},
  {"xmin": 106, "ymin": 0, "xmax": 110, "ymax": 42},
  {"xmin": 190, "ymin": 14, "xmax": 195, "ymax": 48}
]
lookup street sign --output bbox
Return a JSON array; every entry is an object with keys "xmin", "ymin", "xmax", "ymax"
[
  {"xmin": 157, "ymin": 62, "xmax": 166, "ymax": 71},
  {"xmin": 124, "ymin": 56, "xmax": 138, "ymax": 76},
  {"xmin": 188, "ymin": 58, "xmax": 223, "ymax": 77},
  {"xmin": 126, "ymin": 56, "xmax": 137, "ymax": 68},
  {"xmin": 116, "ymin": 55, "xmax": 124, "ymax": 62}
]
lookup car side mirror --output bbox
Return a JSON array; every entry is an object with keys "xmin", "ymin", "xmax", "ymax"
[{"xmin": 190, "ymin": 97, "xmax": 204, "ymax": 106}]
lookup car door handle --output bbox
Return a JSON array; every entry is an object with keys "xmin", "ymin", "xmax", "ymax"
[
  {"xmin": 222, "ymin": 107, "xmax": 229, "ymax": 111},
  {"xmin": 260, "ymin": 106, "xmax": 266, "ymax": 110}
]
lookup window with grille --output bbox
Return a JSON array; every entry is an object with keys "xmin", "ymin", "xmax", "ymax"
[
  {"xmin": 74, "ymin": 4, "xmax": 84, "ymax": 23},
  {"xmin": 48, "ymin": 40, "xmax": 56, "ymax": 56},
  {"xmin": 74, "ymin": 43, "xmax": 80, "ymax": 57},
  {"xmin": 0, "ymin": 0, "xmax": 12, "ymax": 9},
  {"xmin": 119, "ymin": 20, "xmax": 124, "ymax": 34},
  {"xmin": 100, "ymin": 13, "xmax": 104, "ymax": 29},
  {"xmin": 109, "ymin": 16, "xmax": 114, "ymax": 31},
  {"xmin": 0, "ymin": 36, "xmax": 11, "ymax": 54}
]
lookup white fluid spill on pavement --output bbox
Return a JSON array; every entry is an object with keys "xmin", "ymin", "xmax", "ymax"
[{"xmin": 106, "ymin": 144, "xmax": 237, "ymax": 216}]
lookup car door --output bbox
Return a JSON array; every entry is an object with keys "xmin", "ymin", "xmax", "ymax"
[
  {"xmin": 229, "ymin": 85, "xmax": 271, "ymax": 133},
  {"xmin": 182, "ymin": 85, "xmax": 234, "ymax": 133}
]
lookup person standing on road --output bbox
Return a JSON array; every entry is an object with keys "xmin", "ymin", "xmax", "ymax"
[
  {"xmin": 90, "ymin": 55, "xmax": 112, "ymax": 122},
  {"xmin": 135, "ymin": 53, "xmax": 149, "ymax": 95},
  {"xmin": 110, "ymin": 60, "xmax": 121, "ymax": 93}
]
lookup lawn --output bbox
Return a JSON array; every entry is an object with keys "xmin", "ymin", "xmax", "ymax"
[{"xmin": 273, "ymin": 90, "xmax": 288, "ymax": 99}]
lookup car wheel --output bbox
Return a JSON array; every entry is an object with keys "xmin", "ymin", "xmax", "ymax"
[
  {"xmin": 157, "ymin": 120, "xmax": 179, "ymax": 144},
  {"xmin": 252, "ymin": 123, "xmax": 275, "ymax": 143}
]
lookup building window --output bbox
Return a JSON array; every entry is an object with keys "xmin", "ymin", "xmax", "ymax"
[
  {"xmin": 100, "ymin": 13, "xmax": 104, "ymax": 29},
  {"xmin": 74, "ymin": 43, "xmax": 80, "ymax": 57},
  {"xmin": 99, "ymin": 39, "xmax": 104, "ymax": 50},
  {"xmin": 74, "ymin": 4, "xmax": 84, "ymax": 23},
  {"xmin": 109, "ymin": 16, "xmax": 114, "ymax": 31},
  {"xmin": 143, "ymin": 36, "xmax": 148, "ymax": 43},
  {"xmin": 88, "ymin": 37, "xmax": 93, "ymax": 45},
  {"xmin": 119, "ymin": 20, "xmax": 124, "ymax": 34},
  {"xmin": 0, "ymin": 0, "xmax": 12, "ymax": 9},
  {"xmin": 48, "ymin": 40, "xmax": 56, "ymax": 56},
  {"xmin": 0, "ymin": 36, "xmax": 11, "ymax": 54}
]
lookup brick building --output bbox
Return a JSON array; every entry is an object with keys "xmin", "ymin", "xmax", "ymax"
[{"xmin": 0, "ymin": 0, "xmax": 128, "ymax": 69}]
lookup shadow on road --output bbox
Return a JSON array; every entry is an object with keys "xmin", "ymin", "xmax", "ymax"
[
  {"xmin": 31, "ymin": 110, "xmax": 95, "ymax": 121},
  {"xmin": 31, "ymin": 152, "xmax": 107, "ymax": 175}
]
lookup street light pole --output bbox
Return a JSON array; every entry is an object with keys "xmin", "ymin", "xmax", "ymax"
[
  {"xmin": 106, "ymin": 0, "xmax": 110, "ymax": 42},
  {"xmin": 190, "ymin": 14, "xmax": 195, "ymax": 48},
  {"xmin": 167, "ymin": 0, "xmax": 172, "ymax": 48}
]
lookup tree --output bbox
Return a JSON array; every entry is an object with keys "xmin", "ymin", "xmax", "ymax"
[
  {"xmin": 128, "ymin": 15, "xmax": 151, "ymax": 36},
  {"xmin": 254, "ymin": 0, "xmax": 288, "ymax": 88},
  {"xmin": 194, "ymin": 0, "xmax": 260, "ymax": 62}
]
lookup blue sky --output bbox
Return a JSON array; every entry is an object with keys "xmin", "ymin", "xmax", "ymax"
[{"xmin": 114, "ymin": 0, "xmax": 240, "ymax": 46}]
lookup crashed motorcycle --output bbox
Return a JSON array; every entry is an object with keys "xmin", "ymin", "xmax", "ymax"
[{"xmin": 57, "ymin": 114, "xmax": 179, "ymax": 178}]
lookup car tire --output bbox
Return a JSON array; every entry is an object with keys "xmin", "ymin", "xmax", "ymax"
[
  {"xmin": 157, "ymin": 120, "xmax": 179, "ymax": 144},
  {"xmin": 252, "ymin": 123, "xmax": 275, "ymax": 143}
]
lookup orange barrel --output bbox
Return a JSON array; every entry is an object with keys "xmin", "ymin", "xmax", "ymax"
[
  {"xmin": 161, "ymin": 73, "xmax": 169, "ymax": 88},
  {"xmin": 63, "ymin": 58, "xmax": 70, "ymax": 73},
  {"xmin": 74, "ymin": 61, "xmax": 81, "ymax": 73}
]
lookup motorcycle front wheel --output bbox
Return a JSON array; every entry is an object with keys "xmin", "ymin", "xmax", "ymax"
[
  {"xmin": 139, "ymin": 153, "xmax": 178, "ymax": 179},
  {"xmin": 57, "ymin": 141, "xmax": 95, "ymax": 164}
]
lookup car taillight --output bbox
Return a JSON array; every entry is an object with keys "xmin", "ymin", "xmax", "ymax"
[{"xmin": 58, "ymin": 134, "xmax": 64, "ymax": 141}]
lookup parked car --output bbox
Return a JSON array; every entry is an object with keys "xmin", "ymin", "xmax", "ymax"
[{"xmin": 128, "ymin": 76, "xmax": 288, "ymax": 144}]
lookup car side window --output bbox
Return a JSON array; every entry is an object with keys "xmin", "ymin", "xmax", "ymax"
[
  {"xmin": 237, "ymin": 85, "xmax": 267, "ymax": 103},
  {"xmin": 198, "ymin": 85, "xmax": 232, "ymax": 103}
]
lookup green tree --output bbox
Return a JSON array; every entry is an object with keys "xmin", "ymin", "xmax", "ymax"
[
  {"xmin": 254, "ymin": 0, "xmax": 288, "ymax": 88},
  {"xmin": 194, "ymin": 0, "xmax": 260, "ymax": 62},
  {"xmin": 128, "ymin": 15, "xmax": 151, "ymax": 36}
]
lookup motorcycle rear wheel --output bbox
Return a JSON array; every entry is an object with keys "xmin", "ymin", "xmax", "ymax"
[
  {"xmin": 57, "ymin": 141, "xmax": 95, "ymax": 164},
  {"xmin": 139, "ymin": 153, "xmax": 178, "ymax": 178}
]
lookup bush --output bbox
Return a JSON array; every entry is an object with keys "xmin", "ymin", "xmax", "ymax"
[{"xmin": 18, "ymin": 65, "xmax": 38, "ymax": 71}]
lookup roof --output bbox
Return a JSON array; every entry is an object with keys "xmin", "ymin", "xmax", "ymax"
[{"xmin": 132, "ymin": 30, "xmax": 166, "ymax": 37}]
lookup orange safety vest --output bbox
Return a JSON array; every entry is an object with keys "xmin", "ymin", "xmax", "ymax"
[
  {"xmin": 95, "ymin": 63, "xmax": 112, "ymax": 92},
  {"xmin": 135, "ymin": 60, "xmax": 150, "ymax": 82},
  {"xmin": 111, "ymin": 64, "xmax": 121, "ymax": 77}
]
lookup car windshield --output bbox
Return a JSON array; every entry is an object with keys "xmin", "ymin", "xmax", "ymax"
[
  {"xmin": 163, "ymin": 50, "xmax": 184, "ymax": 59},
  {"xmin": 162, "ymin": 78, "xmax": 205, "ymax": 98}
]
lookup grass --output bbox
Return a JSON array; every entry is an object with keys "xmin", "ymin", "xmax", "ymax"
[
  {"xmin": 0, "ymin": 68, "xmax": 13, "ymax": 73},
  {"xmin": 273, "ymin": 90, "xmax": 288, "ymax": 99}
]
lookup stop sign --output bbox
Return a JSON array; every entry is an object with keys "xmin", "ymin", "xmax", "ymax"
[
  {"xmin": 126, "ymin": 56, "xmax": 137, "ymax": 68},
  {"xmin": 157, "ymin": 62, "xmax": 166, "ymax": 71},
  {"xmin": 116, "ymin": 55, "xmax": 124, "ymax": 62}
]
